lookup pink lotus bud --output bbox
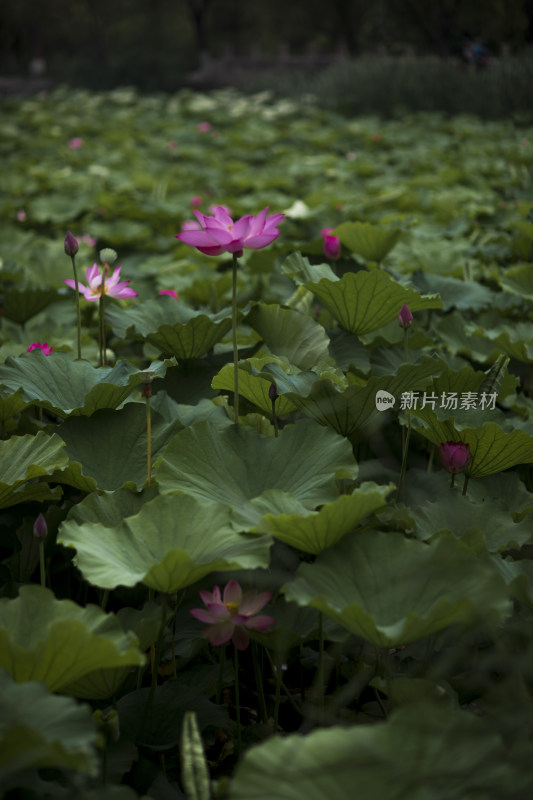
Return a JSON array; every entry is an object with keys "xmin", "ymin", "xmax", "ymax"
[
  {"xmin": 27, "ymin": 342, "xmax": 53, "ymax": 355},
  {"xmin": 64, "ymin": 231, "xmax": 79, "ymax": 257},
  {"xmin": 159, "ymin": 290, "xmax": 178, "ymax": 300},
  {"xmin": 439, "ymin": 442, "xmax": 471, "ymax": 474},
  {"xmin": 197, "ymin": 122, "xmax": 211, "ymax": 133},
  {"xmin": 323, "ymin": 234, "xmax": 341, "ymax": 260},
  {"xmin": 269, "ymin": 383, "xmax": 278, "ymax": 401},
  {"xmin": 33, "ymin": 512, "xmax": 48, "ymax": 539},
  {"xmin": 398, "ymin": 304, "xmax": 413, "ymax": 329},
  {"xmin": 17, "ymin": 209, "xmax": 27, "ymax": 221},
  {"xmin": 68, "ymin": 137, "xmax": 83, "ymax": 149},
  {"xmin": 191, "ymin": 195, "xmax": 203, "ymax": 207}
]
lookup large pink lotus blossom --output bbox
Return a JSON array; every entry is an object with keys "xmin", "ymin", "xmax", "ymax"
[
  {"xmin": 176, "ymin": 206, "xmax": 284, "ymax": 258},
  {"xmin": 190, "ymin": 579, "xmax": 275, "ymax": 651},
  {"xmin": 64, "ymin": 264, "xmax": 137, "ymax": 302},
  {"xmin": 27, "ymin": 342, "xmax": 53, "ymax": 355}
]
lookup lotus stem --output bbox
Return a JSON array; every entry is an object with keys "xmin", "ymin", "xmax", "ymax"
[
  {"xmin": 271, "ymin": 398, "xmax": 279, "ymax": 437},
  {"xmin": 232, "ymin": 253, "xmax": 240, "ymax": 425},
  {"xmin": 403, "ymin": 328, "xmax": 409, "ymax": 363},
  {"xmin": 396, "ymin": 414, "xmax": 412, "ymax": 502},
  {"xmin": 234, "ymin": 645, "xmax": 242, "ymax": 753},
  {"xmin": 318, "ymin": 611, "xmax": 325, "ymax": 713},
  {"xmin": 216, "ymin": 643, "xmax": 226, "ymax": 705},
  {"xmin": 462, "ymin": 474, "xmax": 470, "ymax": 496},
  {"xmin": 99, "ymin": 262, "xmax": 109, "ymax": 367},
  {"xmin": 70, "ymin": 252, "xmax": 82, "ymax": 360},
  {"xmin": 252, "ymin": 640, "xmax": 268, "ymax": 723},
  {"xmin": 39, "ymin": 539, "xmax": 46, "ymax": 588}
]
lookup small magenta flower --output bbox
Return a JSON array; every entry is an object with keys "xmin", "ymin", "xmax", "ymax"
[
  {"xmin": 190, "ymin": 579, "xmax": 275, "ymax": 651},
  {"xmin": 27, "ymin": 342, "xmax": 53, "ymax": 355},
  {"xmin": 17, "ymin": 209, "xmax": 27, "ymax": 221},
  {"xmin": 64, "ymin": 231, "xmax": 79, "ymax": 257},
  {"xmin": 80, "ymin": 233, "xmax": 96, "ymax": 247},
  {"xmin": 68, "ymin": 137, "xmax": 83, "ymax": 149},
  {"xmin": 176, "ymin": 206, "xmax": 284, "ymax": 258},
  {"xmin": 33, "ymin": 512, "xmax": 48, "ymax": 539},
  {"xmin": 159, "ymin": 289, "xmax": 178, "ymax": 300},
  {"xmin": 64, "ymin": 264, "xmax": 138, "ymax": 302},
  {"xmin": 398, "ymin": 303, "xmax": 414, "ymax": 329},
  {"xmin": 197, "ymin": 122, "xmax": 211, "ymax": 132},
  {"xmin": 321, "ymin": 228, "xmax": 341, "ymax": 260},
  {"xmin": 439, "ymin": 441, "xmax": 471, "ymax": 474},
  {"xmin": 191, "ymin": 195, "xmax": 203, "ymax": 207}
]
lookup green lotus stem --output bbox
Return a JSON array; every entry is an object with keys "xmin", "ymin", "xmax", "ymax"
[
  {"xmin": 273, "ymin": 649, "xmax": 281, "ymax": 733},
  {"xmin": 39, "ymin": 539, "xmax": 46, "ymax": 588},
  {"xmin": 145, "ymin": 389, "xmax": 152, "ymax": 486},
  {"xmin": 234, "ymin": 646, "xmax": 242, "ymax": 753},
  {"xmin": 264, "ymin": 648, "xmax": 302, "ymax": 719},
  {"xmin": 404, "ymin": 328, "xmax": 409, "ymax": 363},
  {"xmin": 318, "ymin": 611, "xmax": 325, "ymax": 713},
  {"xmin": 252, "ymin": 640, "xmax": 268, "ymax": 724},
  {"xmin": 271, "ymin": 398, "xmax": 279, "ymax": 437},
  {"xmin": 427, "ymin": 443, "xmax": 435, "ymax": 472},
  {"xmin": 216, "ymin": 643, "xmax": 226, "ymax": 705},
  {"xmin": 450, "ymin": 474, "xmax": 455, "ymax": 489},
  {"xmin": 396, "ymin": 414, "xmax": 412, "ymax": 502},
  {"xmin": 462, "ymin": 474, "xmax": 470, "ymax": 496},
  {"xmin": 70, "ymin": 253, "xmax": 82, "ymax": 360},
  {"xmin": 99, "ymin": 263, "xmax": 109, "ymax": 367},
  {"xmin": 232, "ymin": 253, "xmax": 240, "ymax": 425},
  {"xmin": 100, "ymin": 589, "xmax": 109, "ymax": 610}
]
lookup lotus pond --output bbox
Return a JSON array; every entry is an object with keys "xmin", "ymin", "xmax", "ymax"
[{"xmin": 1, "ymin": 86, "xmax": 533, "ymax": 799}]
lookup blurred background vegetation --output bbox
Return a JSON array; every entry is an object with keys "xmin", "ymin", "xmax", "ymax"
[{"xmin": 1, "ymin": 0, "xmax": 533, "ymax": 116}]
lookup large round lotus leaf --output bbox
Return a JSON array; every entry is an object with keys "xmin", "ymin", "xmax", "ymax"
[
  {"xmin": 0, "ymin": 669, "xmax": 98, "ymax": 782},
  {"xmin": 0, "ymin": 586, "xmax": 145, "ymax": 693},
  {"xmin": 305, "ymin": 270, "xmax": 442, "ymax": 336},
  {"xmin": 411, "ymin": 271, "xmax": 495, "ymax": 312},
  {"xmin": 106, "ymin": 297, "xmax": 234, "ymax": 359},
  {"xmin": 281, "ymin": 252, "xmax": 338, "ymax": 286},
  {"xmin": 253, "ymin": 483, "xmax": 395, "ymax": 554},
  {"xmin": 0, "ymin": 431, "xmax": 67, "ymax": 509},
  {"xmin": 57, "ymin": 493, "xmax": 272, "ymax": 592},
  {"xmin": 2, "ymin": 287, "xmax": 60, "ymax": 325},
  {"xmin": 60, "ymin": 602, "xmax": 163, "ymax": 699},
  {"xmin": 499, "ymin": 262, "xmax": 533, "ymax": 301},
  {"xmin": 246, "ymin": 304, "xmax": 333, "ymax": 370},
  {"xmin": 0, "ymin": 351, "xmax": 166, "ymax": 417},
  {"xmin": 283, "ymin": 531, "xmax": 511, "ymax": 647},
  {"xmin": 230, "ymin": 705, "xmax": 529, "ymax": 800},
  {"xmin": 212, "ymin": 363, "xmax": 297, "ymax": 417},
  {"xmin": 154, "ymin": 419, "xmax": 358, "ymax": 519},
  {"xmin": 67, "ymin": 485, "xmax": 159, "ymax": 527},
  {"xmin": 56, "ymin": 403, "xmax": 183, "ymax": 491},
  {"xmin": 0, "ymin": 388, "xmax": 29, "ymax": 426},
  {"xmin": 335, "ymin": 221, "xmax": 402, "ymax": 262}
]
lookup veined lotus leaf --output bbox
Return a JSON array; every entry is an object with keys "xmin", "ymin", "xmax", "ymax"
[
  {"xmin": 154, "ymin": 419, "xmax": 358, "ymax": 519},
  {"xmin": 410, "ymin": 495, "xmax": 533, "ymax": 552},
  {"xmin": 410, "ymin": 271, "xmax": 495, "ymax": 311},
  {"xmin": 469, "ymin": 321, "xmax": 533, "ymax": 364},
  {"xmin": 67, "ymin": 485, "xmax": 159, "ymax": 527},
  {"xmin": 2, "ymin": 287, "xmax": 60, "ymax": 325},
  {"xmin": 61, "ymin": 602, "xmax": 163, "ymax": 699},
  {"xmin": 305, "ymin": 270, "xmax": 442, "ymax": 336},
  {"xmin": 212, "ymin": 363, "xmax": 298, "ymax": 416},
  {"xmin": 106, "ymin": 297, "xmax": 234, "ymax": 359},
  {"xmin": 0, "ymin": 431, "xmax": 67, "ymax": 509},
  {"xmin": 283, "ymin": 531, "xmax": 511, "ymax": 647},
  {"xmin": 0, "ymin": 586, "xmax": 145, "ymax": 692},
  {"xmin": 0, "ymin": 352, "xmax": 167, "ymax": 417},
  {"xmin": 411, "ymin": 415, "xmax": 533, "ymax": 478},
  {"xmin": 0, "ymin": 669, "xmax": 98, "ymax": 782},
  {"xmin": 230, "ymin": 705, "xmax": 529, "ymax": 800},
  {"xmin": 498, "ymin": 262, "xmax": 533, "ymax": 301},
  {"xmin": 57, "ymin": 493, "xmax": 272, "ymax": 592},
  {"xmin": 252, "ymin": 483, "xmax": 396, "ymax": 554},
  {"xmin": 246, "ymin": 304, "xmax": 333, "ymax": 370},
  {"xmin": 0, "ymin": 387, "xmax": 30, "ymax": 425},
  {"xmin": 335, "ymin": 221, "xmax": 402, "ymax": 263},
  {"xmin": 56, "ymin": 403, "xmax": 183, "ymax": 491},
  {"xmin": 281, "ymin": 252, "xmax": 338, "ymax": 286}
]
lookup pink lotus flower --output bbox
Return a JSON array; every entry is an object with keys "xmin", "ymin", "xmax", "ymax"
[
  {"xmin": 209, "ymin": 204, "xmax": 232, "ymax": 216},
  {"xmin": 17, "ymin": 210, "xmax": 27, "ymax": 221},
  {"xmin": 176, "ymin": 206, "xmax": 284, "ymax": 258},
  {"xmin": 64, "ymin": 264, "xmax": 138, "ymax": 302},
  {"xmin": 197, "ymin": 122, "xmax": 212, "ymax": 132},
  {"xmin": 191, "ymin": 195, "xmax": 203, "ymax": 207},
  {"xmin": 27, "ymin": 342, "xmax": 53, "ymax": 355},
  {"xmin": 80, "ymin": 233, "xmax": 97, "ymax": 247},
  {"xmin": 439, "ymin": 441, "xmax": 471, "ymax": 474},
  {"xmin": 398, "ymin": 303, "xmax": 414, "ymax": 329},
  {"xmin": 190, "ymin": 579, "xmax": 275, "ymax": 651},
  {"xmin": 320, "ymin": 228, "xmax": 341, "ymax": 260},
  {"xmin": 159, "ymin": 289, "xmax": 178, "ymax": 300},
  {"xmin": 68, "ymin": 137, "xmax": 83, "ymax": 149}
]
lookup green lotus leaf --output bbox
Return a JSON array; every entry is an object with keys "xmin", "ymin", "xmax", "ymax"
[
  {"xmin": 335, "ymin": 221, "xmax": 402, "ymax": 262},
  {"xmin": 0, "ymin": 669, "xmax": 98, "ymax": 782},
  {"xmin": 0, "ymin": 586, "xmax": 145, "ymax": 692},
  {"xmin": 58, "ymin": 493, "xmax": 272, "ymax": 592},
  {"xmin": 0, "ymin": 431, "xmax": 67, "ymax": 509},
  {"xmin": 212, "ymin": 363, "xmax": 297, "ymax": 416},
  {"xmin": 305, "ymin": 270, "xmax": 443, "ymax": 336},
  {"xmin": 56, "ymin": 403, "xmax": 183, "ymax": 491},
  {"xmin": 246, "ymin": 304, "xmax": 333, "ymax": 370},
  {"xmin": 61, "ymin": 602, "xmax": 163, "ymax": 699},
  {"xmin": 0, "ymin": 388, "xmax": 30, "ymax": 426},
  {"xmin": 106, "ymin": 297, "xmax": 234, "ymax": 359},
  {"xmin": 67, "ymin": 485, "xmax": 159, "ymax": 527},
  {"xmin": 155, "ymin": 419, "xmax": 358, "ymax": 522},
  {"xmin": 0, "ymin": 352, "xmax": 166, "ymax": 417},
  {"xmin": 499, "ymin": 262, "xmax": 533, "ymax": 300},
  {"xmin": 230, "ymin": 705, "xmax": 528, "ymax": 800},
  {"xmin": 411, "ymin": 271, "xmax": 495, "ymax": 311},
  {"xmin": 410, "ymin": 495, "xmax": 533, "ymax": 552},
  {"xmin": 2, "ymin": 287, "xmax": 60, "ymax": 325},
  {"xmin": 491, "ymin": 557, "xmax": 533, "ymax": 610},
  {"xmin": 281, "ymin": 252, "xmax": 338, "ymax": 286},
  {"xmin": 470, "ymin": 321, "xmax": 533, "ymax": 364},
  {"xmin": 283, "ymin": 531, "xmax": 511, "ymax": 647},
  {"xmin": 253, "ymin": 483, "xmax": 395, "ymax": 554}
]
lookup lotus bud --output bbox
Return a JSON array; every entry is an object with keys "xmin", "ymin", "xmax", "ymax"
[
  {"xmin": 398, "ymin": 303, "xmax": 413, "ymax": 329},
  {"xmin": 64, "ymin": 231, "xmax": 79, "ymax": 257},
  {"xmin": 323, "ymin": 233, "xmax": 341, "ymax": 260},
  {"xmin": 439, "ymin": 441, "xmax": 471, "ymax": 474},
  {"xmin": 269, "ymin": 383, "xmax": 278, "ymax": 401},
  {"xmin": 33, "ymin": 512, "xmax": 48, "ymax": 539}
]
